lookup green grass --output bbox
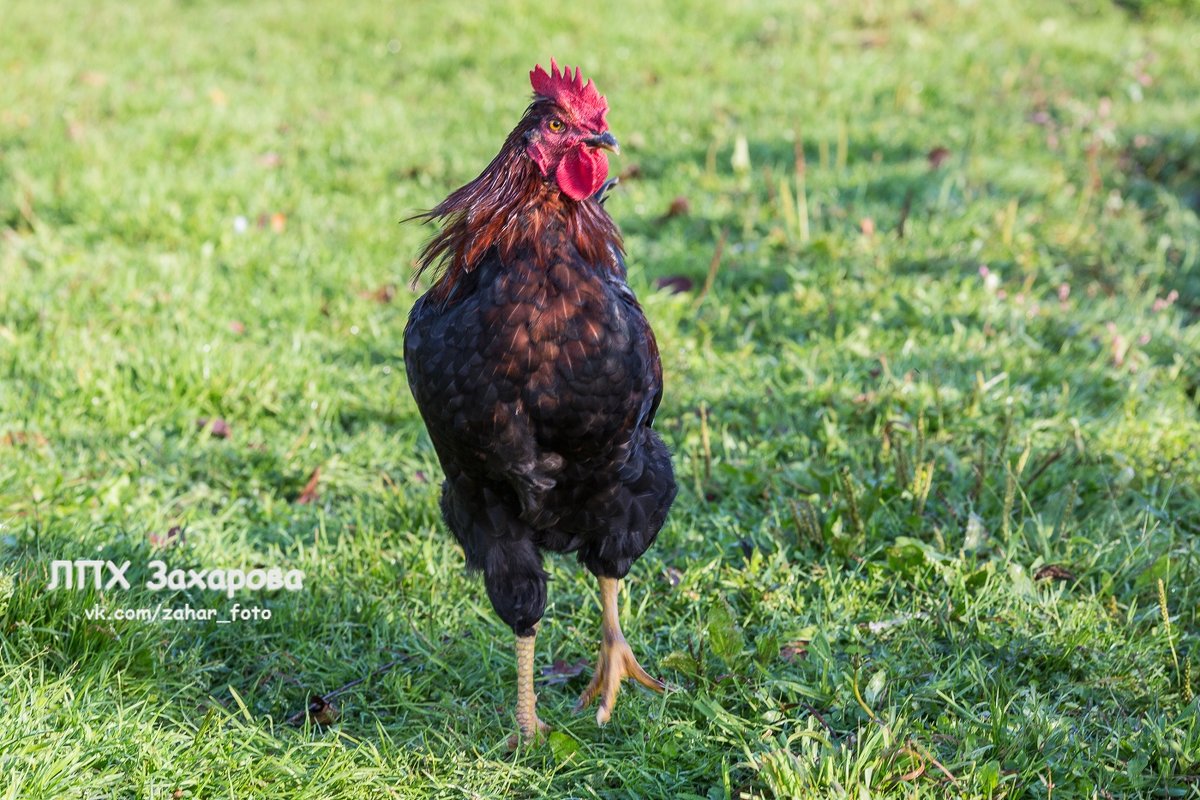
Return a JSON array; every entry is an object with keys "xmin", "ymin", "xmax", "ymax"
[{"xmin": 2, "ymin": 0, "xmax": 1199, "ymax": 797}]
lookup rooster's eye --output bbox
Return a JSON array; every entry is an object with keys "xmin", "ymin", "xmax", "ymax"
[{"xmin": 547, "ymin": 118, "xmax": 565, "ymax": 133}]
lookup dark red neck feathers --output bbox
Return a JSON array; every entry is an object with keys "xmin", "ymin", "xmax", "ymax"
[{"xmin": 414, "ymin": 105, "xmax": 623, "ymax": 305}]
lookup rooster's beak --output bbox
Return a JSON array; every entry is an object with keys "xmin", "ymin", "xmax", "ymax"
[{"xmin": 584, "ymin": 132, "xmax": 620, "ymax": 156}]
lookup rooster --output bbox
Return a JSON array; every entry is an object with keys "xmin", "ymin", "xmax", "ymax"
[{"xmin": 404, "ymin": 59, "xmax": 677, "ymax": 744}]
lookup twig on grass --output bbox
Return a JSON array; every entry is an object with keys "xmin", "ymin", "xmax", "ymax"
[
  {"xmin": 802, "ymin": 702, "xmax": 836, "ymax": 739},
  {"xmin": 692, "ymin": 228, "xmax": 728, "ymax": 310},
  {"xmin": 908, "ymin": 739, "xmax": 963, "ymax": 793}
]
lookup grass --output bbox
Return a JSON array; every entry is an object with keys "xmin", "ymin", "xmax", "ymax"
[{"xmin": 2, "ymin": 0, "xmax": 1199, "ymax": 797}]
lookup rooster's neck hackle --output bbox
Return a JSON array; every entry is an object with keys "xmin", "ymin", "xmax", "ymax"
[{"xmin": 415, "ymin": 109, "xmax": 622, "ymax": 306}]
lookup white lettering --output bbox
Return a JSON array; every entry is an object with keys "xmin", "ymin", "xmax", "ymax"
[
  {"xmin": 184, "ymin": 569, "xmax": 208, "ymax": 590},
  {"xmin": 145, "ymin": 560, "xmax": 168, "ymax": 590},
  {"xmin": 104, "ymin": 560, "xmax": 131, "ymax": 590},
  {"xmin": 284, "ymin": 569, "xmax": 304, "ymax": 591},
  {"xmin": 225, "ymin": 570, "xmax": 245, "ymax": 598},
  {"xmin": 76, "ymin": 560, "xmax": 105, "ymax": 589},
  {"xmin": 246, "ymin": 569, "xmax": 266, "ymax": 591},
  {"xmin": 166, "ymin": 568, "xmax": 187, "ymax": 591},
  {"xmin": 47, "ymin": 560, "xmax": 74, "ymax": 590}
]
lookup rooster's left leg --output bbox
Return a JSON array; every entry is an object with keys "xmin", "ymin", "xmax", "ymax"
[{"xmin": 575, "ymin": 576, "xmax": 665, "ymax": 724}]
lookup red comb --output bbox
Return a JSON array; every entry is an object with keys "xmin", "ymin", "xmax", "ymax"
[{"xmin": 529, "ymin": 58, "xmax": 608, "ymax": 131}]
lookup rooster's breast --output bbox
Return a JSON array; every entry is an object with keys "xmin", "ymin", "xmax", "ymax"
[{"xmin": 483, "ymin": 256, "xmax": 652, "ymax": 453}]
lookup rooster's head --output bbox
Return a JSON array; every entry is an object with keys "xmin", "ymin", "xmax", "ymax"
[{"xmin": 524, "ymin": 59, "xmax": 618, "ymax": 202}]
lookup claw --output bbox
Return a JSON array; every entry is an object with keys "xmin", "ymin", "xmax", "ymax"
[
  {"xmin": 575, "ymin": 633, "xmax": 665, "ymax": 725},
  {"xmin": 507, "ymin": 715, "xmax": 551, "ymax": 751}
]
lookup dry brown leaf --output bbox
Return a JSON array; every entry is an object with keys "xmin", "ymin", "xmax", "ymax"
[
  {"xmin": 197, "ymin": 418, "xmax": 231, "ymax": 439},
  {"xmin": 149, "ymin": 525, "xmax": 185, "ymax": 550},
  {"xmin": 619, "ymin": 163, "xmax": 643, "ymax": 180},
  {"xmin": 781, "ymin": 641, "xmax": 809, "ymax": 661},
  {"xmin": 1034, "ymin": 564, "xmax": 1076, "ymax": 582},
  {"xmin": 359, "ymin": 284, "xmax": 397, "ymax": 304},
  {"xmin": 662, "ymin": 196, "xmax": 690, "ymax": 219},
  {"xmin": 654, "ymin": 275, "xmax": 694, "ymax": 294},
  {"xmin": 539, "ymin": 658, "xmax": 589, "ymax": 685},
  {"xmin": 2, "ymin": 431, "xmax": 49, "ymax": 448},
  {"xmin": 296, "ymin": 468, "xmax": 321, "ymax": 504}
]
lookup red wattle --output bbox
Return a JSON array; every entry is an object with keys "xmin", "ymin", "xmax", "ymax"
[{"xmin": 556, "ymin": 145, "xmax": 608, "ymax": 201}]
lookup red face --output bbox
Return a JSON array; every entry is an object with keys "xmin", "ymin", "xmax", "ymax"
[
  {"xmin": 525, "ymin": 60, "xmax": 618, "ymax": 202},
  {"xmin": 526, "ymin": 113, "xmax": 619, "ymax": 202}
]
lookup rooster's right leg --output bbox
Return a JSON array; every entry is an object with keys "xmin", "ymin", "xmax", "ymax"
[
  {"xmin": 510, "ymin": 624, "xmax": 550, "ymax": 748},
  {"xmin": 477, "ymin": 535, "xmax": 550, "ymax": 748},
  {"xmin": 444, "ymin": 478, "xmax": 552, "ymax": 747}
]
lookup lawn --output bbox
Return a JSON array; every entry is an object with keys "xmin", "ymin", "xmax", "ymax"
[{"xmin": 2, "ymin": 0, "xmax": 1199, "ymax": 797}]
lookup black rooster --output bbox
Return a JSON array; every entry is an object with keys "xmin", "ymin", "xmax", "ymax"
[{"xmin": 404, "ymin": 59, "xmax": 676, "ymax": 744}]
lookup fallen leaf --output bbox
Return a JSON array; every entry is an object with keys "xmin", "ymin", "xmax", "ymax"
[
  {"xmin": 359, "ymin": 284, "xmax": 396, "ymax": 304},
  {"xmin": 927, "ymin": 146, "xmax": 951, "ymax": 169},
  {"xmin": 149, "ymin": 525, "xmax": 185, "ymax": 550},
  {"xmin": 654, "ymin": 275, "xmax": 694, "ymax": 294},
  {"xmin": 197, "ymin": 418, "xmax": 231, "ymax": 439},
  {"xmin": 619, "ymin": 163, "xmax": 642, "ymax": 180},
  {"xmin": 78, "ymin": 71, "xmax": 108, "ymax": 87},
  {"xmin": 257, "ymin": 152, "xmax": 283, "ymax": 168},
  {"xmin": 257, "ymin": 212, "xmax": 287, "ymax": 233},
  {"xmin": 856, "ymin": 30, "xmax": 889, "ymax": 48},
  {"xmin": 781, "ymin": 641, "xmax": 808, "ymax": 661},
  {"xmin": 296, "ymin": 468, "xmax": 321, "ymax": 504},
  {"xmin": 2, "ymin": 431, "xmax": 49, "ymax": 448},
  {"xmin": 1034, "ymin": 564, "xmax": 1076, "ymax": 582},
  {"xmin": 661, "ymin": 196, "xmax": 690, "ymax": 219},
  {"xmin": 539, "ymin": 658, "xmax": 588, "ymax": 685}
]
